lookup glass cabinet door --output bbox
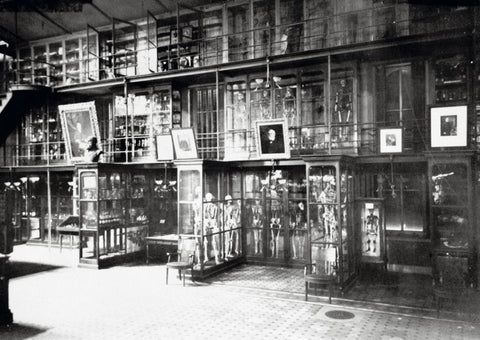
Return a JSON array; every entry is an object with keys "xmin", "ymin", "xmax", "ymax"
[
  {"xmin": 65, "ymin": 38, "xmax": 81, "ymax": 84},
  {"xmin": 307, "ymin": 160, "xmax": 356, "ymax": 289}
]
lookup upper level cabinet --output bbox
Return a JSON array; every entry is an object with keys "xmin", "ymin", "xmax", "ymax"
[
  {"xmin": 113, "ymin": 19, "xmax": 137, "ymax": 77},
  {"xmin": 33, "ymin": 45, "xmax": 48, "ymax": 86},
  {"xmin": 433, "ymin": 55, "xmax": 468, "ymax": 104},
  {"xmin": 113, "ymin": 85, "xmax": 173, "ymax": 162},
  {"xmin": 156, "ymin": 7, "xmax": 202, "ymax": 72}
]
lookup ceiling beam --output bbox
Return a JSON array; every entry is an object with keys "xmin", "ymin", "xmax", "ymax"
[
  {"xmin": 0, "ymin": 24, "xmax": 24, "ymax": 44},
  {"xmin": 153, "ymin": 0, "xmax": 169, "ymax": 12},
  {"xmin": 88, "ymin": 1, "xmax": 111, "ymax": 21},
  {"xmin": 30, "ymin": 6, "xmax": 72, "ymax": 34}
]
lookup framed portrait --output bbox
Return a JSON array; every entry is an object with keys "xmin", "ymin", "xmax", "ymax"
[
  {"xmin": 171, "ymin": 128, "xmax": 198, "ymax": 159},
  {"xmin": 256, "ymin": 119, "xmax": 290, "ymax": 160},
  {"xmin": 430, "ymin": 105, "xmax": 467, "ymax": 148},
  {"xmin": 156, "ymin": 134, "xmax": 174, "ymax": 161},
  {"xmin": 182, "ymin": 26, "xmax": 192, "ymax": 42},
  {"xmin": 58, "ymin": 101, "xmax": 101, "ymax": 163},
  {"xmin": 379, "ymin": 128, "xmax": 402, "ymax": 153}
]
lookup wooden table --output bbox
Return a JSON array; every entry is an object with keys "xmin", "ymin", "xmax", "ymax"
[
  {"xmin": 146, "ymin": 234, "xmax": 178, "ymax": 264},
  {"xmin": 57, "ymin": 226, "xmax": 80, "ymax": 252}
]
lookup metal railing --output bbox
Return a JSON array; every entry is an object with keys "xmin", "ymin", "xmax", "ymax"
[
  {"xmin": 0, "ymin": 3, "xmax": 473, "ymax": 90},
  {"xmin": 4, "ymin": 117, "xmax": 480, "ymax": 166}
]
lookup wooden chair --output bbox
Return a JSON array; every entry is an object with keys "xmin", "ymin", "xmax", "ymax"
[
  {"xmin": 304, "ymin": 247, "xmax": 337, "ymax": 303},
  {"xmin": 166, "ymin": 251, "xmax": 195, "ymax": 287}
]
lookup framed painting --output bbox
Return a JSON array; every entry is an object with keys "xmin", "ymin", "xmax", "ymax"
[{"xmin": 58, "ymin": 101, "xmax": 101, "ymax": 163}]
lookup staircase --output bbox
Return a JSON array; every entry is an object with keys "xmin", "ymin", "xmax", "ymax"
[{"xmin": 0, "ymin": 91, "xmax": 12, "ymax": 115}]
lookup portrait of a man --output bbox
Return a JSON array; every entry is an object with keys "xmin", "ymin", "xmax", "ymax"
[
  {"xmin": 59, "ymin": 102, "xmax": 101, "ymax": 163},
  {"xmin": 256, "ymin": 120, "xmax": 290, "ymax": 159}
]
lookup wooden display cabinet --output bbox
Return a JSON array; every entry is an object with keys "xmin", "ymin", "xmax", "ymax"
[
  {"xmin": 428, "ymin": 154, "xmax": 476, "ymax": 288},
  {"xmin": 306, "ymin": 156, "xmax": 356, "ymax": 292},
  {"xmin": 77, "ymin": 164, "xmax": 147, "ymax": 269}
]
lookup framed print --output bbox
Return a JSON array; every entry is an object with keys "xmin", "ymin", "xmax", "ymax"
[
  {"xmin": 379, "ymin": 128, "xmax": 402, "ymax": 153},
  {"xmin": 58, "ymin": 101, "xmax": 101, "ymax": 163},
  {"xmin": 431, "ymin": 105, "xmax": 467, "ymax": 148},
  {"xmin": 156, "ymin": 134, "xmax": 174, "ymax": 161},
  {"xmin": 256, "ymin": 119, "xmax": 290, "ymax": 160},
  {"xmin": 171, "ymin": 128, "xmax": 198, "ymax": 159}
]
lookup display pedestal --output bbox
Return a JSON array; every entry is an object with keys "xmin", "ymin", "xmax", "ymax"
[{"xmin": 0, "ymin": 255, "xmax": 13, "ymax": 326}]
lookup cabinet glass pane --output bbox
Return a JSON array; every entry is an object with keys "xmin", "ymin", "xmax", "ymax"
[
  {"xmin": 225, "ymin": 81, "xmax": 248, "ymax": 158},
  {"xmin": 49, "ymin": 42, "xmax": 63, "ymax": 86},
  {"xmin": 80, "ymin": 171, "xmax": 97, "ymax": 199},
  {"xmin": 33, "ymin": 45, "xmax": 48, "ymax": 86},
  {"xmin": 81, "ymin": 201, "xmax": 97, "ymax": 228},
  {"xmin": 308, "ymin": 166, "xmax": 338, "ymax": 245}
]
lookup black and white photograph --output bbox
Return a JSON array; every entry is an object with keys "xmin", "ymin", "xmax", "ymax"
[
  {"xmin": 0, "ymin": 2, "xmax": 479, "ymax": 339},
  {"xmin": 431, "ymin": 105, "xmax": 467, "ymax": 147}
]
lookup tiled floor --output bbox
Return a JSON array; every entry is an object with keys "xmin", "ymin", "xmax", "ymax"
[
  {"xmin": 7, "ymin": 245, "xmax": 480, "ymax": 323},
  {"xmin": 205, "ymin": 264, "xmax": 480, "ymax": 323}
]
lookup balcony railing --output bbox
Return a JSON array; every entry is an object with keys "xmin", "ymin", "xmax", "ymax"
[
  {"xmin": 0, "ymin": 3, "xmax": 473, "ymax": 90},
  {"xmin": 3, "ymin": 117, "xmax": 480, "ymax": 166}
]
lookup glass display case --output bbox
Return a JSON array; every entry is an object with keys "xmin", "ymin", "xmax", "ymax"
[
  {"xmin": 176, "ymin": 160, "xmax": 242, "ymax": 277},
  {"xmin": 77, "ymin": 164, "xmax": 147, "ymax": 269},
  {"xmin": 356, "ymin": 198, "xmax": 386, "ymax": 265},
  {"xmin": 306, "ymin": 156, "xmax": 356, "ymax": 291},
  {"xmin": 428, "ymin": 155, "xmax": 475, "ymax": 288},
  {"xmin": 243, "ymin": 166, "xmax": 307, "ymax": 264}
]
